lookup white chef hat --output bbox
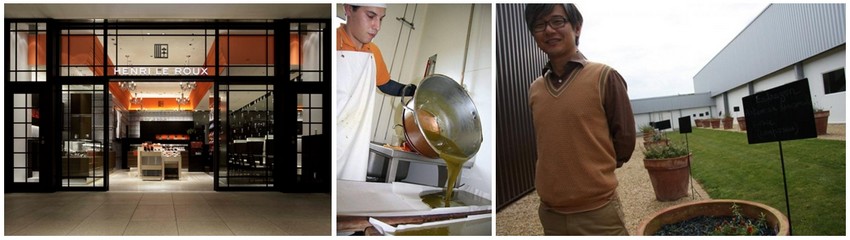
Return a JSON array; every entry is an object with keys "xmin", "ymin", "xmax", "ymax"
[{"xmin": 347, "ymin": 3, "xmax": 387, "ymax": 8}]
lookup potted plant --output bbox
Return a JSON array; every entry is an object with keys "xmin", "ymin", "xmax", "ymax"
[
  {"xmin": 736, "ymin": 116, "xmax": 746, "ymax": 131},
  {"xmin": 709, "ymin": 118, "xmax": 721, "ymax": 128},
  {"xmin": 637, "ymin": 199, "xmax": 789, "ymax": 236},
  {"xmin": 722, "ymin": 114, "xmax": 734, "ymax": 129},
  {"xmin": 813, "ymin": 107, "xmax": 830, "ymax": 135},
  {"xmin": 643, "ymin": 131, "xmax": 669, "ymax": 149},
  {"xmin": 643, "ymin": 141, "xmax": 690, "ymax": 201},
  {"xmin": 640, "ymin": 125, "xmax": 656, "ymax": 141}
]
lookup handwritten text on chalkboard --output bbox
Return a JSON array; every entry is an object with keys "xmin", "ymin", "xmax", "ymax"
[{"xmin": 742, "ymin": 79, "xmax": 817, "ymax": 144}]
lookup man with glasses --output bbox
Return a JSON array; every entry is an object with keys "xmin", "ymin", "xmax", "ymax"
[{"xmin": 525, "ymin": 4, "xmax": 635, "ymax": 235}]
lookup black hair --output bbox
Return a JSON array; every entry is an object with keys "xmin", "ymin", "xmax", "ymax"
[{"xmin": 524, "ymin": 4, "xmax": 583, "ymax": 45}]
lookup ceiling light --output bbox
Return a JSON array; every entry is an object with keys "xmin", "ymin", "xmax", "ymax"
[
  {"xmin": 179, "ymin": 82, "xmax": 197, "ymax": 91},
  {"xmin": 119, "ymin": 81, "xmax": 137, "ymax": 91}
]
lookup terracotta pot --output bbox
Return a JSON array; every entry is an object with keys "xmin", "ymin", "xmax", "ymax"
[
  {"xmin": 814, "ymin": 110, "xmax": 830, "ymax": 135},
  {"xmin": 637, "ymin": 199, "xmax": 790, "ymax": 236},
  {"xmin": 722, "ymin": 118, "xmax": 733, "ymax": 129},
  {"xmin": 709, "ymin": 119, "xmax": 720, "ymax": 128},
  {"xmin": 737, "ymin": 117, "xmax": 747, "ymax": 131},
  {"xmin": 643, "ymin": 154, "xmax": 690, "ymax": 201}
]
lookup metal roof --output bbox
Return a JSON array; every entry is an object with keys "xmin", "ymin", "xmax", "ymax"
[
  {"xmin": 694, "ymin": 4, "xmax": 846, "ymax": 97},
  {"xmin": 631, "ymin": 92, "xmax": 714, "ymax": 114}
]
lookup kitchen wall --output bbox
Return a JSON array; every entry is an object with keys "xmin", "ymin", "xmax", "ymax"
[{"xmin": 370, "ymin": 4, "xmax": 493, "ymax": 198}]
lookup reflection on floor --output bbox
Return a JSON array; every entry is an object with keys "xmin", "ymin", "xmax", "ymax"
[
  {"xmin": 110, "ymin": 169, "xmax": 213, "ymax": 192},
  {"xmin": 5, "ymin": 170, "xmax": 332, "ymax": 236}
]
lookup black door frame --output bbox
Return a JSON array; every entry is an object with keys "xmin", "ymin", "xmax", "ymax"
[{"xmin": 5, "ymin": 83, "xmax": 56, "ymax": 193}]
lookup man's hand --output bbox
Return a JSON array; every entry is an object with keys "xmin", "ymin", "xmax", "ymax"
[{"xmin": 402, "ymin": 84, "xmax": 416, "ymax": 96}]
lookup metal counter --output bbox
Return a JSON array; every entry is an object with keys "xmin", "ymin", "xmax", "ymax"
[{"xmin": 369, "ymin": 143, "xmax": 474, "ymax": 183}]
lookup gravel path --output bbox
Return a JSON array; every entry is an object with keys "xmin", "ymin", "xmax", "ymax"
[{"xmin": 496, "ymin": 137, "xmax": 711, "ymax": 236}]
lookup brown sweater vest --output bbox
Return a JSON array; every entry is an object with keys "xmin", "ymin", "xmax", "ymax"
[{"xmin": 529, "ymin": 62, "xmax": 617, "ymax": 213}]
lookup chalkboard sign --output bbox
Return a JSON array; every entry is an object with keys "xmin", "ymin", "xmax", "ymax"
[
  {"xmin": 679, "ymin": 116, "xmax": 692, "ymax": 133},
  {"xmin": 651, "ymin": 120, "xmax": 672, "ymax": 130},
  {"xmin": 742, "ymin": 79, "xmax": 817, "ymax": 144}
]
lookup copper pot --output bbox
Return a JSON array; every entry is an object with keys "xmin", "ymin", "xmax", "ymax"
[{"xmin": 400, "ymin": 74, "xmax": 482, "ymax": 159}]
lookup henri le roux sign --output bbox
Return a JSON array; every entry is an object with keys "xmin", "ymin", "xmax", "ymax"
[{"xmin": 114, "ymin": 67, "xmax": 210, "ymax": 76}]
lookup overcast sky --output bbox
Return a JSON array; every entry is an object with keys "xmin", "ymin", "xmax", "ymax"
[{"xmin": 573, "ymin": 1, "xmax": 769, "ymax": 99}]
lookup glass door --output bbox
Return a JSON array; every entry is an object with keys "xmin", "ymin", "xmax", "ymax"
[
  {"xmin": 6, "ymin": 87, "xmax": 53, "ymax": 192},
  {"xmin": 60, "ymin": 84, "xmax": 108, "ymax": 190},
  {"xmin": 215, "ymin": 83, "xmax": 275, "ymax": 189}
]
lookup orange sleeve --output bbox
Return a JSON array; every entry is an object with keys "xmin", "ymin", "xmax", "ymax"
[{"xmin": 370, "ymin": 44, "xmax": 391, "ymax": 86}]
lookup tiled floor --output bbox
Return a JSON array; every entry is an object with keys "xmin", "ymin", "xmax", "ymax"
[
  {"xmin": 5, "ymin": 170, "xmax": 331, "ymax": 236},
  {"xmin": 109, "ymin": 169, "xmax": 214, "ymax": 192}
]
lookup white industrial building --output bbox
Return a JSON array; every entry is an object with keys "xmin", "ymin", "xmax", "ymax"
[{"xmin": 633, "ymin": 3, "xmax": 845, "ymax": 130}]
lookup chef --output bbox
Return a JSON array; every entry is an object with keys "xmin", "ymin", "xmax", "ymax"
[{"xmin": 337, "ymin": 3, "xmax": 416, "ymax": 181}]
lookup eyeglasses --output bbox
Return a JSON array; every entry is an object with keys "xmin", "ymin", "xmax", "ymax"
[{"xmin": 533, "ymin": 16, "xmax": 568, "ymax": 33}]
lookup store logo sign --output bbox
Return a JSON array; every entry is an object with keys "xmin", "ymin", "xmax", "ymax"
[
  {"xmin": 114, "ymin": 67, "xmax": 209, "ymax": 76},
  {"xmin": 154, "ymin": 44, "xmax": 169, "ymax": 58}
]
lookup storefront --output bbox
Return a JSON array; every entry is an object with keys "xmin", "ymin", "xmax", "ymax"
[{"xmin": 6, "ymin": 9, "xmax": 330, "ymax": 193}]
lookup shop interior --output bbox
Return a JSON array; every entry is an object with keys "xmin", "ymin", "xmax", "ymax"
[{"xmin": 8, "ymin": 22, "xmax": 329, "ymax": 192}]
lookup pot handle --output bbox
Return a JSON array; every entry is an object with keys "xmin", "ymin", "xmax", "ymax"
[{"xmin": 400, "ymin": 84, "xmax": 415, "ymax": 111}]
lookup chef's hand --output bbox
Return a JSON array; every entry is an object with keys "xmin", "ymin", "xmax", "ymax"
[{"xmin": 402, "ymin": 84, "xmax": 416, "ymax": 96}]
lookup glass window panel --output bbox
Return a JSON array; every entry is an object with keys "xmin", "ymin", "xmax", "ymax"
[
  {"xmin": 296, "ymin": 138, "xmax": 302, "ymax": 152},
  {"xmin": 8, "ymin": 33, "xmax": 16, "ymax": 72},
  {"xmin": 14, "ymin": 153, "xmax": 26, "ymax": 168},
  {"xmin": 14, "ymin": 139, "xmax": 27, "ymax": 152},
  {"xmin": 297, "ymin": 94, "xmax": 306, "ymax": 106},
  {"xmin": 14, "ymin": 169, "xmax": 26, "ymax": 182},
  {"xmin": 13, "ymin": 109, "xmax": 27, "ymax": 122},
  {"xmin": 224, "ymin": 67, "xmax": 269, "ymax": 76},
  {"xmin": 68, "ymin": 67, "xmax": 94, "ymax": 76},
  {"xmin": 13, "ymin": 94, "xmax": 27, "ymax": 107},
  {"xmin": 310, "ymin": 94, "xmax": 322, "ymax": 107},
  {"xmin": 310, "ymin": 109, "xmax": 322, "ymax": 123},
  {"xmin": 302, "ymin": 72, "xmax": 322, "ymax": 82},
  {"xmin": 14, "ymin": 124, "xmax": 27, "ymax": 137},
  {"xmin": 310, "ymin": 124, "xmax": 322, "ymax": 135},
  {"xmin": 35, "ymin": 72, "xmax": 47, "ymax": 82},
  {"xmin": 15, "ymin": 72, "xmax": 32, "ymax": 82}
]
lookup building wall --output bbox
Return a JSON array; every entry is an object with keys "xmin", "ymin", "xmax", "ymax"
[
  {"xmin": 495, "ymin": 3, "xmax": 547, "ymax": 210},
  {"xmin": 635, "ymin": 106, "xmax": 712, "ymax": 131},
  {"xmin": 803, "ymin": 46, "xmax": 846, "ymax": 123},
  {"xmin": 752, "ymin": 66, "xmax": 796, "ymax": 93},
  {"xmin": 739, "ymin": 47, "xmax": 846, "ymax": 123},
  {"xmin": 694, "ymin": 4, "xmax": 846, "ymax": 96},
  {"xmin": 713, "ymin": 96, "xmax": 726, "ymax": 119},
  {"xmin": 727, "ymin": 84, "xmax": 750, "ymax": 119}
]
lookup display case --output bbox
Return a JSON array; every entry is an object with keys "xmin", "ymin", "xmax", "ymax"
[
  {"xmin": 139, "ymin": 149, "xmax": 163, "ymax": 181},
  {"xmin": 162, "ymin": 151, "xmax": 181, "ymax": 180},
  {"xmin": 62, "ymin": 140, "xmax": 104, "ymax": 180}
]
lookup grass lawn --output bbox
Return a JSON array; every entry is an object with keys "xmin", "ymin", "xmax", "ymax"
[{"xmin": 664, "ymin": 128, "xmax": 845, "ymax": 235}]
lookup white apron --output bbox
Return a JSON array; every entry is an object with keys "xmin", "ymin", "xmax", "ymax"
[{"xmin": 336, "ymin": 50, "xmax": 376, "ymax": 181}]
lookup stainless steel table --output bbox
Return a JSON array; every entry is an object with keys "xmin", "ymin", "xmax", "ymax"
[{"xmin": 369, "ymin": 143, "xmax": 474, "ymax": 183}]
